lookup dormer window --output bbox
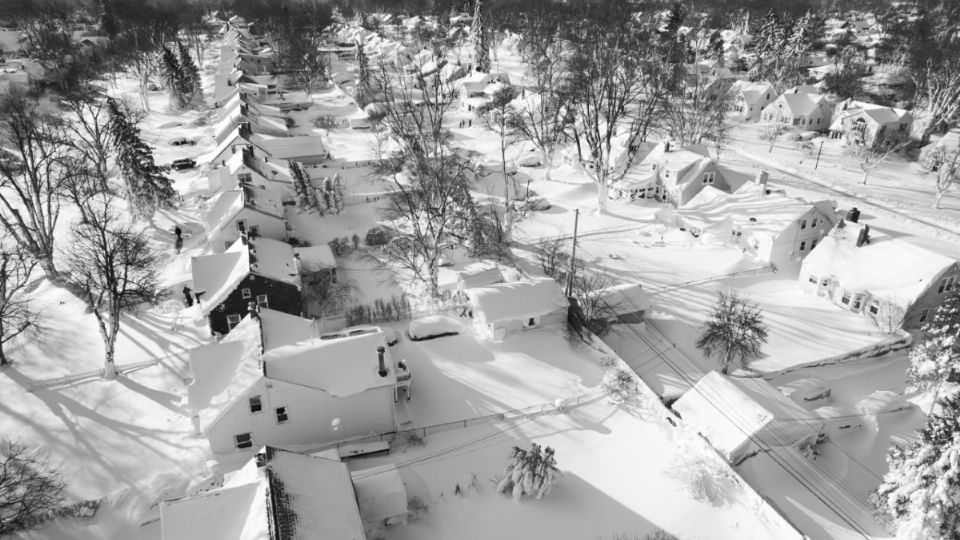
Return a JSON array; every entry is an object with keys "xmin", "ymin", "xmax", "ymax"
[{"xmin": 702, "ymin": 172, "xmax": 716, "ymax": 185}]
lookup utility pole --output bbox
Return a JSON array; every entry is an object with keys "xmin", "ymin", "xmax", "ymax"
[
  {"xmin": 814, "ymin": 140, "xmax": 825, "ymax": 170},
  {"xmin": 566, "ymin": 209, "xmax": 580, "ymax": 297}
]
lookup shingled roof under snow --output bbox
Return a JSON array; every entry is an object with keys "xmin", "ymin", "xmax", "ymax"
[{"xmin": 466, "ymin": 277, "xmax": 568, "ymax": 322}]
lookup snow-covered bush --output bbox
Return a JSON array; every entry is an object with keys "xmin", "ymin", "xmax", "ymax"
[
  {"xmin": 496, "ymin": 444, "xmax": 560, "ymax": 501},
  {"xmin": 668, "ymin": 449, "xmax": 737, "ymax": 507},
  {"xmin": 602, "ymin": 368, "xmax": 639, "ymax": 404},
  {"xmin": 365, "ymin": 226, "xmax": 393, "ymax": 246},
  {"xmin": 407, "ymin": 496, "xmax": 429, "ymax": 522}
]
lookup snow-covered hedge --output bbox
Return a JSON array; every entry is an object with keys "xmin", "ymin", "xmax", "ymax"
[{"xmin": 407, "ymin": 316, "xmax": 463, "ymax": 341}]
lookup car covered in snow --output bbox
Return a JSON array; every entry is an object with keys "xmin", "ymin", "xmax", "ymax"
[
  {"xmin": 515, "ymin": 151, "xmax": 543, "ymax": 168},
  {"xmin": 778, "ymin": 378, "xmax": 831, "ymax": 403},
  {"xmin": 170, "ymin": 138, "xmax": 197, "ymax": 146},
  {"xmin": 170, "ymin": 158, "xmax": 197, "ymax": 171},
  {"xmin": 407, "ymin": 315, "xmax": 463, "ymax": 341}
]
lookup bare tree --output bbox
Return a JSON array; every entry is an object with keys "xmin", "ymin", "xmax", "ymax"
[
  {"xmin": 759, "ymin": 123, "xmax": 787, "ymax": 153},
  {"xmin": 476, "ymin": 85, "xmax": 519, "ymax": 228},
  {"xmin": 658, "ymin": 64, "xmax": 734, "ymax": 149},
  {"xmin": 64, "ymin": 199, "xmax": 161, "ymax": 379},
  {"xmin": 566, "ymin": 10, "xmax": 659, "ymax": 212},
  {"xmin": 512, "ymin": 28, "xmax": 572, "ymax": 182},
  {"xmin": 0, "ymin": 90, "xmax": 69, "ymax": 278},
  {"xmin": 59, "ymin": 93, "xmax": 113, "ymax": 190},
  {"xmin": 0, "ymin": 243, "xmax": 38, "ymax": 366},
  {"xmin": 921, "ymin": 146, "xmax": 960, "ymax": 209},
  {"xmin": 0, "ymin": 440, "xmax": 65, "ymax": 535},
  {"xmin": 696, "ymin": 291, "xmax": 769, "ymax": 375},
  {"xmin": 844, "ymin": 133, "xmax": 906, "ymax": 185}
]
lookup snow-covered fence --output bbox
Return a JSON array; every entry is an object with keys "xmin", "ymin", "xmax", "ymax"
[
  {"xmin": 302, "ymin": 390, "xmax": 604, "ymax": 456},
  {"xmin": 344, "ymin": 296, "xmax": 467, "ymax": 326},
  {"xmin": 761, "ymin": 330, "xmax": 913, "ymax": 379}
]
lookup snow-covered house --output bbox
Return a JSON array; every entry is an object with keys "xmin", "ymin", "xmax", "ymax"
[
  {"xmin": 920, "ymin": 127, "xmax": 960, "ymax": 165},
  {"xmin": 761, "ymin": 89, "xmax": 833, "ymax": 130},
  {"xmin": 799, "ymin": 225, "xmax": 960, "ymax": 330},
  {"xmin": 191, "ymin": 237, "xmax": 302, "ymax": 336},
  {"xmin": 208, "ymin": 125, "xmax": 328, "ymax": 167},
  {"xmin": 203, "ymin": 187, "xmax": 287, "ymax": 252},
  {"xmin": 610, "ymin": 142, "xmax": 741, "ymax": 207},
  {"xmin": 437, "ymin": 261, "xmax": 503, "ymax": 295},
  {"xmin": 187, "ymin": 309, "xmax": 398, "ymax": 453},
  {"xmin": 673, "ymin": 371, "xmax": 824, "ymax": 465},
  {"xmin": 206, "ymin": 147, "xmax": 292, "ymax": 195},
  {"xmin": 159, "ymin": 446, "xmax": 367, "ymax": 540},
  {"xmin": 731, "ymin": 81, "xmax": 775, "ymax": 122},
  {"xmin": 465, "ymin": 277, "xmax": 568, "ymax": 341},
  {"xmin": 677, "ymin": 175, "xmax": 837, "ymax": 266},
  {"xmin": 215, "ymin": 105, "xmax": 289, "ymax": 144},
  {"xmin": 829, "ymin": 100, "xmax": 912, "ymax": 149}
]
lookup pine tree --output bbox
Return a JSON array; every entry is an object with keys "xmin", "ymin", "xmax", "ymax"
[
  {"xmin": 107, "ymin": 98, "xmax": 176, "ymax": 220},
  {"xmin": 161, "ymin": 45, "xmax": 188, "ymax": 109},
  {"xmin": 288, "ymin": 160, "xmax": 319, "ymax": 212},
  {"xmin": 696, "ymin": 291, "xmax": 769, "ymax": 374},
  {"xmin": 908, "ymin": 292, "xmax": 960, "ymax": 391},
  {"xmin": 177, "ymin": 40, "xmax": 201, "ymax": 102},
  {"xmin": 356, "ymin": 42, "xmax": 371, "ymax": 108},
  {"xmin": 496, "ymin": 444, "xmax": 560, "ymax": 500},
  {"xmin": 472, "ymin": 0, "xmax": 490, "ymax": 73},
  {"xmin": 876, "ymin": 393, "xmax": 960, "ymax": 540},
  {"xmin": 100, "ymin": 0, "xmax": 120, "ymax": 39}
]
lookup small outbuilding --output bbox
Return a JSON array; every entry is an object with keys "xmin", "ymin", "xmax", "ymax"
[{"xmin": 465, "ymin": 277, "xmax": 568, "ymax": 341}]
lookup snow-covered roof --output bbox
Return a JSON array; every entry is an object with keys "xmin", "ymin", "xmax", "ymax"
[
  {"xmin": 293, "ymin": 245, "xmax": 337, "ymax": 272},
  {"xmin": 159, "ymin": 447, "xmax": 365, "ymax": 540},
  {"xmin": 679, "ymin": 183, "xmax": 835, "ymax": 238},
  {"xmin": 188, "ymin": 314, "xmax": 264, "ymax": 432},
  {"xmin": 204, "ymin": 189, "xmax": 245, "ymax": 233},
  {"xmin": 467, "ymin": 277, "xmax": 568, "ymax": 322},
  {"xmin": 673, "ymin": 371, "xmax": 823, "ymax": 463},
  {"xmin": 802, "ymin": 227, "xmax": 956, "ymax": 307},
  {"xmin": 265, "ymin": 326, "xmax": 395, "ymax": 397},
  {"xmin": 351, "ymin": 464, "xmax": 408, "ymax": 525},
  {"xmin": 192, "ymin": 237, "xmax": 300, "ymax": 315},
  {"xmin": 776, "ymin": 92, "xmax": 827, "ymax": 117},
  {"xmin": 732, "ymin": 81, "xmax": 774, "ymax": 105},
  {"xmin": 249, "ymin": 134, "xmax": 327, "ymax": 160}
]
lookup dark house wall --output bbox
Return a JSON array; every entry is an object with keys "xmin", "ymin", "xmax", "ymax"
[{"xmin": 208, "ymin": 274, "xmax": 303, "ymax": 335}]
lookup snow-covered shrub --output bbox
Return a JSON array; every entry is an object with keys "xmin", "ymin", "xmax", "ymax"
[
  {"xmin": 365, "ymin": 226, "xmax": 392, "ymax": 247},
  {"xmin": 404, "ymin": 430, "xmax": 426, "ymax": 447},
  {"xmin": 496, "ymin": 444, "xmax": 560, "ymax": 501},
  {"xmin": 668, "ymin": 449, "xmax": 737, "ymax": 507},
  {"xmin": 407, "ymin": 316, "xmax": 462, "ymax": 341},
  {"xmin": 603, "ymin": 368, "xmax": 639, "ymax": 404},
  {"xmin": 407, "ymin": 496, "xmax": 429, "ymax": 522}
]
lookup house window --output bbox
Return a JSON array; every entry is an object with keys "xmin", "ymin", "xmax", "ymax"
[
  {"xmin": 920, "ymin": 309, "xmax": 930, "ymax": 324},
  {"xmin": 234, "ymin": 433, "xmax": 253, "ymax": 449},
  {"xmin": 249, "ymin": 395, "xmax": 262, "ymax": 413},
  {"xmin": 841, "ymin": 292, "xmax": 851, "ymax": 305},
  {"xmin": 938, "ymin": 276, "xmax": 957, "ymax": 294},
  {"xmin": 800, "ymin": 219, "xmax": 807, "ymax": 229},
  {"xmin": 225, "ymin": 241, "xmax": 233, "ymax": 250},
  {"xmin": 810, "ymin": 217, "xmax": 818, "ymax": 228},
  {"xmin": 808, "ymin": 275, "xmax": 818, "ymax": 284},
  {"xmin": 275, "ymin": 407, "xmax": 289, "ymax": 423},
  {"xmin": 248, "ymin": 225, "xmax": 260, "ymax": 237},
  {"xmin": 899, "ymin": 123, "xmax": 906, "ymax": 132},
  {"xmin": 811, "ymin": 238, "xmax": 817, "ymax": 249},
  {"xmin": 868, "ymin": 302, "xmax": 879, "ymax": 315},
  {"xmin": 236, "ymin": 219, "xmax": 247, "ymax": 233},
  {"xmin": 238, "ymin": 172, "xmax": 252, "ymax": 183},
  {"xmin": 227, "ymin": 314, "xmax": 241, "ymax": 328},
  {"xmin": 256, "ymin": 294, "xmax": 269, "ymax": 309},
  {"xmin": 241, "ymin": 288, "xmax": 252, "ymax": 299},
  {"xmin": 820, "ymin": 278, "xmax": 830, "ymax": 287},
  {"xmin": 852, "ymin": 295, "xmax": 863, "ymax": 310},
  {"xmin": 799, "ymin": 241, "xmax": 807, "ymax": 251},
  {"xmin": 525, "ymin": 317, "xmax": 538, "ymax": 328},
  {"xmin": 702, "ymin": 172, "xmax": 715, "ymax": 185}
]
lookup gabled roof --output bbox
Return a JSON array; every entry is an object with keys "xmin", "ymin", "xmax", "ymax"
[
  {"xmin": 191, "ymin": 237, "xmax": 300, "ymax": 315},
  {"xmin": 204, "ymin": 187, "xmax": 284, "ymax": 236},
  {"xmin": 159, "ymin": 447, "xmax": 365, "ymax": 540},
  {"xmin": 249, "ymin": 134, "xmax": 327, "ymax": 160},
  {"xmin": 776, "ymin": 92, "xmax": 827, "ymax": 117},
  {"xmin": 733, "ymin": 81, "xmax": 773, "ymax": 104},
  {"xmin": 466, "ymin": 277, "xmax": 568, "ymax": 322},
  {"xmin": 803, "ymin": 227, "xmax": 956, "ymax": 307}
]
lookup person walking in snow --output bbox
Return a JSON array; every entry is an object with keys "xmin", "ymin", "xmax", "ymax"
[{"xmin": 182, "ymin": 286, "xmax": 194, "ymax": 307}]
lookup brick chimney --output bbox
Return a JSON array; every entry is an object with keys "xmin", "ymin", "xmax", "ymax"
[
  {"xmin": 377, "ymin": 346, "xmax": 387, "ymax": 377},
  {"xmin": 755, "ymin": 170, "xmax": 769, "ymax": 187}
]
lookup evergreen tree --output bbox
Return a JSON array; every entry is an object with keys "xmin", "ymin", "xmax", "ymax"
[
  {"xmin": 908, "ymin": 292, "xmax": 960, "ymax": 392},
  {"xmin": 356, "ymin": 42, "xmax": 371, "ymax": 108},
  {"xmin": 876, "ymin": 393, "xmax": 960, "ymax": 540},
  {"xmin": 472, "ymin": 0, "xmax": 490, "ymax": 72},
  {"xmin": 100, "ymin": 0, "xmax": 120, "ymax": 40},
  {"xmin": 288, "ymin": 160, "xmax": 319, "ymax": 212},
  {"xmin": 177, "ymin": 40, "xmax": 201, "ymax": 102},
  {"xmin": 106, "ymin": 98, "xmax": 176, "ymax": 220},
  {"xmin": 696, "ymin": 291, "xmax": 769, "ymax": 374},
  {"xmin": 496, "ymin": 444, "xmax": 560, "ymax": 500},
  {"xmin": 160, "ymin": 45, "xmax": 187, "ymax": 109}
]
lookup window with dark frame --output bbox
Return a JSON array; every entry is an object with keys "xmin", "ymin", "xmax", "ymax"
[
  {"xmin": 249, "ymin": 396, "xmax": 262, "ymax": 413},
  {"xmin": 234, "ymin": 433, "xmax": 253, "ymax": 449},
  {"xmin": 276, "ymin": 407, "xmax": 289, "ymax": 423},
  {"xmin": 241, "ymin": 288, "xmax": 252, "ymax": 299}
]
